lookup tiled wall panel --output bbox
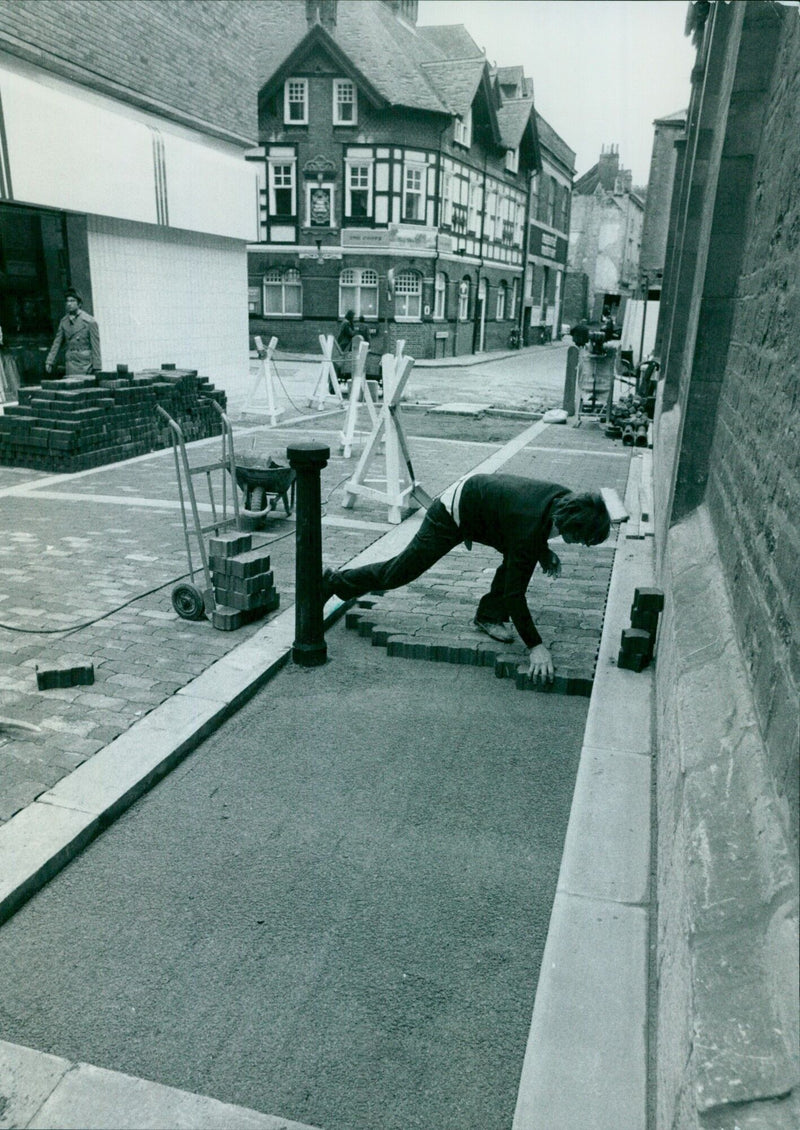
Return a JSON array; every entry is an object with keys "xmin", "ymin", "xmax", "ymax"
[{"xmin": 88, "ymin": 217, "xmax": 250, "ymax": 405}]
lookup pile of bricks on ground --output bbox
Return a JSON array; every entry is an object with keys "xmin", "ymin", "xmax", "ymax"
[
  {"xmin": 208, "ymin": 531, "xmax": 279, "ymax": 631},
  {"xmin": 617, "ymin": 587, "xmax": 665, "ymax": 671},
  {"xmin": 343, "ymin": 545, "xmax": 614, "ymax": 696},
  {"xmin": 0, "ymin": 365, "xmax": 226, "ymax": 472}
]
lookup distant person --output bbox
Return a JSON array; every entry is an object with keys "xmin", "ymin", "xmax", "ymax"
[
  {"xmin": 45, "ymin": 289, "xmax": 101, "ymax": 376},
  {"xmin": 602, "ymin": 311, "xmax": 616, "ymax": 340},
  {"xmin": 323, "ymin": 474, "xmax": 611, "ymax": 684},
  {"xmin": 0, "ymin": 325, "xmax": 21, "ymax": 402},
  {"xmin": 570, "ymin": 319, "xmax": 590, "ymax": 347},
  {"xmin": 336, "ymin": 309, "xmax": 356, "ymax": 353}
]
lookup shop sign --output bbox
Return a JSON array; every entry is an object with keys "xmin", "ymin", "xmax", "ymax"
[
  {"xmin": 529, "ymin": 227, "xmax": 567, "ymax": 262},
  {"xmin": 340, "ymin": 225, "xmax": 440, "ymax": 251},
  {"xmin": 392, "ymin": 224, "xmax": 438, "ymax": 250},
  {"xmin": 341, "ymin": 229, "xmax": 392, "ymax": 247},
  {"xmin": 298, "ymin": 246, "xmax": 342, "ymax": 259}
]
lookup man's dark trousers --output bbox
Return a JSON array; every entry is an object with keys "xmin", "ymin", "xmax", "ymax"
[{"xmin": 331, "ymin": 500, "xmax": 514, "ymax": 624}]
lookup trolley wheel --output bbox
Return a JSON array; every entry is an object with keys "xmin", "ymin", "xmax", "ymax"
[{"xmin": 172, "ymin": 582, "xmax": 206, "ymax": 621}]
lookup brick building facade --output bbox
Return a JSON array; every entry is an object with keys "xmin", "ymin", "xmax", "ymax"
[
  {"xmin": 567, "ymin": 144, "xmax": 644, "ymax": 324},
  {"xmin": 0, "ymin": 0, "xmax": 262, "ymax": 403},
  {"xmin": 651, "ymin": 2, "xmax": 799, "ymax": 1125},
  {"xmin": 522, "ymin": 111, "xmax": 574, "ymax": 344},
  {"xmin": 247, "ymin": 0, "xmax": 573, "ymax": 359}
]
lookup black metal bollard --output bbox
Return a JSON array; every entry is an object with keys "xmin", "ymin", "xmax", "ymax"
[{"xmin": 287, "ymin": 442, "xmax": 330, "ymax": 667}]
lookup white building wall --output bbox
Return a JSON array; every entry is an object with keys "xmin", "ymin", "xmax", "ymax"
[
  {"xmin": 0, "ymin": 52, "xmax": 258, "ymax": 241},
  {"xmin": 88, "ymin": 217, "xmax": 252, "ymax": 406}
]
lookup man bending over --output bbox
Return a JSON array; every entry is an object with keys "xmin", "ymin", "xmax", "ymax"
[{"xmin": 323, "ymin": 474, "xmax": 611, "ymax": 683}]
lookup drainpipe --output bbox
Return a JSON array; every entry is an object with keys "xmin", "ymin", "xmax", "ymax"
[
  {"xmin": 472, "ymin": 149, "xmax": 488, "ymax": 354},
  {"xmin": 432, "ymin": 114, "xmax": 451, "ymax": 358},
  {"xmin": 519, "ymin": 166, "xmax": 534, "ymax": 346}
]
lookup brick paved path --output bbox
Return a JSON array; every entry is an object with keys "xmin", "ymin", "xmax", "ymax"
[{"xmin": 339, "ymin": 423, "xmax": 631, "ymax": 692}]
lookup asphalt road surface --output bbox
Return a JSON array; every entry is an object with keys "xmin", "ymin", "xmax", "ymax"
[{"xmin": 0, "ymin": 623, "xmax": 586, "ymax": 1130}]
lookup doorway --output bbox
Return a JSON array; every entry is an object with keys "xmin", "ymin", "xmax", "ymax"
[
  {"xmin": 0, "ymin": 204, "xmax": 71, "ymax": 384},
  {"xmin": 473, "ymin": 276, "xmax": 487, "ymax": 353}
]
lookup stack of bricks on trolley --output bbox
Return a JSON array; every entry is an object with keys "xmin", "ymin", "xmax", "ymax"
[
  {"xmin": 617, "ymin": 587, "xmax": 665, "ymax": 671},
  {"xmin": 208, "ymin": 531, "xmax": 279, "ymax": 632},
  {"xmin": 0, "ymin": 364, "xmax": 225, "ymax": 473}
]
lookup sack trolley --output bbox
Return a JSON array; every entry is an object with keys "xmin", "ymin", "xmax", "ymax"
[{"xmin": 156, "ymin": 401, "xmax": 240, "ymax": 621}]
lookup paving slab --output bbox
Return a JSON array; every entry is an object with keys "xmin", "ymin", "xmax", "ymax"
[
  {"xmin": 0, "ymin": 1039, "xmax": 320, "ymax": 1130},
  {"xmin": 427, "ymin": 401, "xmax": 492, "ymax": 415},
  {"xmin": 511, "ymin": 895, "xmax": 649, "ymax": 1130}
]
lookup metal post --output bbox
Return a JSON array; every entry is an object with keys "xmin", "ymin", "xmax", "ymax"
[
  {"xmin": 287, "ymin": 442, "xmax": 330, "ymax": 667},
  {"xmin": 638, "ymin": 273, "xmax": 649, "ymax": 368}
]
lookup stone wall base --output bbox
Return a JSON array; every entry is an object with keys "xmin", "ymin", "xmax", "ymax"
[{"xmin": 654, "ymin": 504, "xmax": 799, "ymax": 1128}]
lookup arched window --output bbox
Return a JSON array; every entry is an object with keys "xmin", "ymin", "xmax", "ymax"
[
  {"xmin": 458, "ymin": 276, "xmax": 471, "ymax": 321},
  {"xmin": 434, "ymin": 271, "xmax": 447, "ymax": 320},
  {"xmin": 394, "ymin": 270, "xmax": 422, "ymax": 320},
  {"xmin": 496, "ymin": 281, "xmax": 507, "ymax": 321},
  {"xmin": 339, "ymin": 268, "xmax": 378, "ymax": 319},
  {"xmin": 263, "ymin": 268, "xmax": 302, "ymax": 316}
]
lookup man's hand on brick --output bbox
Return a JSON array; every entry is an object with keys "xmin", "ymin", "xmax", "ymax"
[
  {"xmin": 542, "ymin": 548, "xmax": 562, "ymax": 578},
  {"xmin": 528, "ymin": 643, "xmax": 554, "ymax": 683}
]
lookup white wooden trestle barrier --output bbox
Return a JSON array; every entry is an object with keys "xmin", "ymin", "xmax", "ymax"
[
  {"xmin": 244, "ymin": 336, "xmax": 283, "ymax": 426},
  {"xmin": 308, "ymin": 334, "xmax": 345, "ymax": 411},
  {"xmin": 342, "ymin": 345, "xmax": 432, "ymax": 524},
  {"xmin": 338, "ymin": 338, "xmax": 378, "ymax": 458}
]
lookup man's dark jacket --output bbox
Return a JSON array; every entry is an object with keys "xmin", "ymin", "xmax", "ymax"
[{"xmin": 458, "ymin": 474, "xmax": 569, "ymax": 647}]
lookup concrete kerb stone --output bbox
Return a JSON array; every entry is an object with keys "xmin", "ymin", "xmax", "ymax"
[
  {"xmin": 0, "ymin": 1038, "xmax": 321, "ymax": 1130},
  {"xmin": 512, "ymin": 482, "xmax": 656, "ymax": 1130}
]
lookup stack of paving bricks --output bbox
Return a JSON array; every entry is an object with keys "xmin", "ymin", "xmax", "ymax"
[
  {"xmin": 617, "ymin": 587, "xmax": 665, "ymax": 671},
  {"xmin": 208, "ymin": 531, "xmax": 279, "ymax": 631},
  {"xmin": 343, "ymin": 544, "xmax": 614, "ymax": 697},
  {"xmin": 0, "ymin": 365, "xmax": 226, "ymax": 472}
]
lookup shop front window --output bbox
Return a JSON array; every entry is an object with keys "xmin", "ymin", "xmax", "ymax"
[
  {"xmin": 263, "ymin": 268, "xmax": 302, "ymax": 316},
  {"xmin": 339, "ymin": 268, "xmax": 378, "ymax": 319},
  {"xmin": 394, "ymin": 270, "xmax": 422, "ymax": 320}
]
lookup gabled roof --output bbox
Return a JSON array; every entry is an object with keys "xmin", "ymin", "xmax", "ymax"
[
  {"xmin": 496, "ymin": 98, "xmax": 534, "ymax": 149},
  {"xmin": 419, "ymin": 56, "xmax": 486, "ymax": 118},
  {"xmin": 496, "ymin": 65, "xmax": 524, "ymax": 92},
  {"xmin": 496, "ymin": 96, "xmax": 541, "ymax": 171},
  {"xmin": 416, "ymin": 23, "xmax": 484, "ymax": 59},
  {"xmin": 256, "ymin": 1, "xmax": 499, "ymax": 120}
]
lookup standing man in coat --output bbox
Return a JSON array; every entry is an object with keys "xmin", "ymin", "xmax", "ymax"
[{"xmin": 45, "ymin": 289, "xmax": 101, "ymax": 376}]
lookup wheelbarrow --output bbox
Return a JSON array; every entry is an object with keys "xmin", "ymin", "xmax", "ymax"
[{"xmin": 235, "ymin": 455, "xmax": 296, "ymax": 530}]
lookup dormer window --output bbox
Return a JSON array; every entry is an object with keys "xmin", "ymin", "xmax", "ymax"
[
  {"xmin": 505, "ymin": 147, "xmax": 519, "ymax": 174},
  {"xmin": 454, "ymin": 108, "xmax": 472, "ymax": 148},
  {"xmin": 333, "ymin": 79, "xmax": 357, "ymax": 125},
  {"xmin": 284, "ymin": 78, "xmax": 308, "ymax": 125}
]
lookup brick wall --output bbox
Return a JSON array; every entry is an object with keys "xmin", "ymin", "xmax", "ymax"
[
  {"xmin": 0, "ymin": 0, "xmax": 261, "ymax": 140},
  {"xmin": 652, "ymin": 6, "xmax": 800, "ymax": 1127},
  {"xmin": 705, "ymin": 10, "xmax": 800, "ymax": 836}
]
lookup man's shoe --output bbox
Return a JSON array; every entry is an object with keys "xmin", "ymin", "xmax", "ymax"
[
  {"xmin": 473, "ymin": 617, "xmax": 515, "ymax": 643},
  {"xmin": 322, "ymin": 568, "xmax": 339, "ymax": 603}
]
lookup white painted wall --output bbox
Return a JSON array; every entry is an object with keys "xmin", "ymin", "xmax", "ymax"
[
  {"xmin": 87, "ymin": 217, "xmax": 252, "ymax": 406},
  {"xmin": 0, "ymin": 54, "xmax": 258, "ymax": 241},
  {"xmin": 621, "ymin": 298, "xmax": 660, "ymax": 366}
]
